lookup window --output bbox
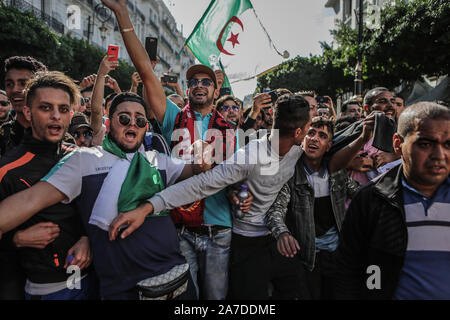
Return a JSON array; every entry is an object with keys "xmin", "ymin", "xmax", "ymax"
[{"xmin": 344, "ymin": 0, "xmax": 352, "ymax": 21}]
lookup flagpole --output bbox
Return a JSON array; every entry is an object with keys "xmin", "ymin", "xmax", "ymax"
[{"xmin": 250, "ymin": 3, "xmax": 289, "ymax": 59}]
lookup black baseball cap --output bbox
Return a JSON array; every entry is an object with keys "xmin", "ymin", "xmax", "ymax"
[{"xmin": 69, "ymin": 112, "xmax": 92, "ymax": 135}]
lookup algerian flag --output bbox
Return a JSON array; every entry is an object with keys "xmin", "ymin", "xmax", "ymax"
[{"xmin": 185, "ymin": 0, "xmax": 287, "ymax": 98}]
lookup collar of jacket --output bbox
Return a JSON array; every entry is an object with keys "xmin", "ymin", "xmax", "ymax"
[
  {"xmin": 372, "ymin": 163, "xmax": 405, "ymax": 215},
  {"xmin": 22, "ymin": 127, "xmax": 62, "ymax": 157},
  {"xmin": 293, "ymin": 153, "xmax": 327, "ymax": 187}
]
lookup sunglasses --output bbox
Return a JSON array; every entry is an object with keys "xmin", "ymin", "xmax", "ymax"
[
  {"xmin": 0, "ymin": 100, "xmax": 11, "ymax": 107},
  {"xmin": 221, "ymin": 105, "xmax": 240, "ymax": 112},
  {"xmin": 73, "ymin": 130, "xmax": 93, "ymax": 139},
  {"xmin": 118, "ymin": 114, "xmax": 147, "ymax": 128},
  {"xmin": 188, "ymin": 78, "xmax": 213, "ymax": 88}
]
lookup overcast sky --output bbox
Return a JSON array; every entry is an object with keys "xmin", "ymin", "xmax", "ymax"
[{"xmin": 162, "ymin": 0, "xmax": 336, "ymax": 98}]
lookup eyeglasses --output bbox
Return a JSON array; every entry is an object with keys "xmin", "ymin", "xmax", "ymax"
[
  {"xmin": 0, "ymin": 100, "xmax": 11, "ymax": 107},
  {"xmin": 221, "ymin": 105, "xmax": 240, "ymax": 112},
  {"xmin": 188, "ymin": 78, "xmax": 213, "ymax": 88},
  {"xmin": 73, "ymin": 130, "xmax": 93, "ymax": 139},
  {"xmin": 118, "ymin": 114, "xmax": 148, "ymax": 128}
]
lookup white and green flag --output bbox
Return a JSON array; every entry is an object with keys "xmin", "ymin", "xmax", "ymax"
[{"xmin": 185, "ymin": 0, "xmax": 285, "ymax": 98}]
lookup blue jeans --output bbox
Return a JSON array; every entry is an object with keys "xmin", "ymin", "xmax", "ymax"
[
  {"xmin": 178, "ymin": 227, "xmax": 231, "ymax": 300},
  {"xmin": 25, "ymin": 274, "xmax": 99, "ymax": 300}
]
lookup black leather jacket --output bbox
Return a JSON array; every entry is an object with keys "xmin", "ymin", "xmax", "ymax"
[
  {"xmin": 265, "ymin": 155, "xmax": 360, "ymax": 271},
  {"xmin": 334, "ymin": 164, "xmax": 409, "ymax": 299}
]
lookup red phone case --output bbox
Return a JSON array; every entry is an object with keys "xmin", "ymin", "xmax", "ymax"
[{"xmin": 107, "ymin": 45, "xmax": 119, "ymax": 61}]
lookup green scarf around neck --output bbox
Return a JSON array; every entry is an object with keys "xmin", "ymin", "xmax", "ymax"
[{"xmin": 102, "ymin": 133, "xmax": 166, "ymax": 214}]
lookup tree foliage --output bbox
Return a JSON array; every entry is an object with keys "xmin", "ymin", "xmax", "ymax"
[
  {"xmin": 257, "ymin": 0, "xmax": 449, "ymax": 97},
  {"xmin": 0, "ymin": 4, "xmax": 135, "ymax": 91},
  {"xmin": 256, "ymin": 55, "xmax": 354, "ymax": 98}
]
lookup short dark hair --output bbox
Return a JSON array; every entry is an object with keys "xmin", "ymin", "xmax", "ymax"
[
  {"xmin": 273, "ymin": 94, "xmax": 310, "ymax": 137},
  {"xmin": 25, "ymin": 71, "xmax": 80, "ymax": 107},
  {"xmin": 215, "ymin": 95, "xmax": 241, "ymax": 111},
  {"xmin": 341, "ymin": 99, "xmax": 361, "ymax": 113},
  {"xmin": 80, "ymin": 85, "xmax": 94, "ymax": 94},
  {"xmin": 4, "ymin": 56, "xmax": 47, "ymax": 74},
  {"xmin": 310, "ymin": 116, "xmax": 335, "ymax": 139},
  {"xmin": 397, "ymin": 102, "xmax": 450, "ymax": 138},
  {"xmin": 335, "ymin": 115, "xmax": 358, "ymax": 132},
  {"xmin": 109, "ymin": 92, "xmax": 148, "ymax": 119},
  {"xmin": 393, "ymin": 94, "xmax": 404, "ymax": 101},
  {"xmin": 363, "ymin": 87, "xmax": 389, "ymax": 107},
  {"xmin": 105, "ymin": 92, "xmax": 118, "ymax": 106}
]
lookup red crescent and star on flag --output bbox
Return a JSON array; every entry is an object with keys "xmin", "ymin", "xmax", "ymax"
[{"xmin": 216, "ymin": 16, "xmax": 244, "ymax": 56}]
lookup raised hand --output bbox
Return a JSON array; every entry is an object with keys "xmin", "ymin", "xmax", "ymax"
[
  {"xmin": 98, "ymin": 55, "xmax": 119, "ymax": 77},
  {"xmin": 361, "ymin": 111, "xmax": 376, "ymax": 143},
  {"xmin": 214, "ymin": 70, "xmax": 225, "ymax": 90},
  {"xmin": 79, "ymin": 74, "xmax": 97, "ymax": 90},
  {"xmin": 105, "ymin": 75, "xmax": 121, "ymax": 93},
  {"xmin": 131, "ymin": 72, "xmax": 142, "ymax": 87},
  {"xmin": 101, "ymin": 0, "xmax": 126, "ymax": 12},
  {"xmin": 253, "ymin": 93, "xmax": 272, "ymax": 112}
]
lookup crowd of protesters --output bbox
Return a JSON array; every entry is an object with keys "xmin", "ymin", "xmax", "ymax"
[{"xmin": 0, "ymin": 0, "xmax": 448, "ymax": 301}]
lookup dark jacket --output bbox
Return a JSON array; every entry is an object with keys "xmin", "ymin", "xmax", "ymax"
[
  {"xmin": 0, "ymin": 118, "xmax": 26, "ymax": 156},
  {"xmin": 334, "ymin": 164, "xmax": 408, "ymax": 300},
  {"xmin": 265, "ymin": 155, "xmax": 360, "ymax": 271},
  {"xmin": 0, "ymin": 130, "xmax": 85, "ymax": 283}
]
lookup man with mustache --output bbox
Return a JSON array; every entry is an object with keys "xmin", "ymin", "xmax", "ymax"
[{"xmin": 335, "ymin": 102, "xmax": 450, "ymax": 299}]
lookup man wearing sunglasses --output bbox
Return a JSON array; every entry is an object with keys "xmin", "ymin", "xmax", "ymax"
[
  {"xmin": 215, "ymin": 95, "xmax": 242, "ymax": 128},
  {"xmin": 69, "ymin": 113, "xmax": 94, "ymax": 148},
  {"xmin": 0, "ymin": 90, "xmax": 12, "ymax": 125}
]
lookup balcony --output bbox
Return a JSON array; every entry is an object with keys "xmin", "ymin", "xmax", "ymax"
[
  {"xmin": 148, "ymin": 18, "xmax": 159, "ymax": 32},
  {"xmin": 3, "ymin": 0, "xmax": 65, "ymax": 34},
  {"xmin": 162, "ymin": 18, "xmax": 178, "ymax": 40},
  {"xmin": 136, "ymin": 8, "xmax": 145, "ymax": 22},
  {"xmin": 159, "ymin": 56, "xmax": 171, "ymax": 69},
  {"xmin": 160, "ymin": 35, "xmax": 174, "ymax": 53},
  {"xmin": 127, "ymin": 1, "xmax": 135, "ymax": 12}
]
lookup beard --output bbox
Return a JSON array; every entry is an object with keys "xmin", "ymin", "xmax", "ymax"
[
  {"xmin": 188, "ymin": 92, "xmax": 214, "ymax": 110},
  {"xmin": 109, "ymin": 125, "xmax": 145, "ymax": 153}
]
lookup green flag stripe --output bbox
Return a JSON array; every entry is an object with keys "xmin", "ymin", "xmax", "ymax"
[{"xmin": 185, "ymin": 0, "xmax": 218, "ymax": 48}]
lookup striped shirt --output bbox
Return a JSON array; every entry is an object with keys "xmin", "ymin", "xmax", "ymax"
[{"xmin": 394, "ymin": 176, "xmax": 450, "ymax": 300}]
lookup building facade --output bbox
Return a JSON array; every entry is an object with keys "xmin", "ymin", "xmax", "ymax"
[
  {"xmin": 324, "ymin": 0, "xmax": 399, "ymax": 30},
  {"xmin": 4, "ymin": 0, "xmax": 195, "ymax": 91}
]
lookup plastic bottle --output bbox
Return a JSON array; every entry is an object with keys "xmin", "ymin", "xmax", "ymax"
[{"xmin": 233, "ymin": 184, "xmax": 249, "ymax": 219}]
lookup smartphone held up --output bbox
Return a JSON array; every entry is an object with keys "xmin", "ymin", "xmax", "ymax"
[{"xmin": 107, "ymin": 45, "xmax": 119, "ymax": 61}]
